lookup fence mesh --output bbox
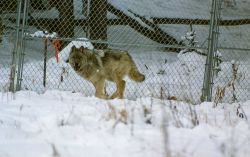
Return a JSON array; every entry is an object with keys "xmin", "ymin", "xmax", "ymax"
[
  {"xmin": 212, "ymin": 0, "xmax": 250, "ymax": 103},
  {"xmin": 0, "ymin": 0, "xmax": 250, "ymax": 103},
  {"xmin": 0, "ymin": 0, "xmax": 18, "ymax": 92}
]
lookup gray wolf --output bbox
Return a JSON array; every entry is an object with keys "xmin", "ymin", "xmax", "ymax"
[{"xmin": 66, "ymin": 46, "xmax": 145, "ymax": 99}]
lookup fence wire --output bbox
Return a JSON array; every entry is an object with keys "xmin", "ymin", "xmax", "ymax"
[
  {"xmin": 213, "ymin": 0, "xmax": 250, "ymax": 103},
  {"xmin": 0, "ymin": 0, "xmax": 250, "ymax": 103},
  {"xmin": 0, "ymin": 0, "xmax": 19, "ymax": 92}
]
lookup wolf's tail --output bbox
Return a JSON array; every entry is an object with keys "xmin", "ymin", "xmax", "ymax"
[{"xmin": 128, "ymin": 65, "xmax": 145, "ymax": 82}]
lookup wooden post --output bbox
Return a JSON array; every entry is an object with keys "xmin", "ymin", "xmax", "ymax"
[{"xmin": 89, "ymin": 0, "xmax": 108, "ymax": 49}]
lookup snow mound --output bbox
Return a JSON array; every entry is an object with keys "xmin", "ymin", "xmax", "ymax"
[{"xmin": 0, "ymin": 90, "xmax": 250, "ymax": 157}]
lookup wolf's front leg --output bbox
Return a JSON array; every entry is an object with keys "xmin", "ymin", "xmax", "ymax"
[{"xmin": 92, "ymin": 79, "xmax": 108, "ymax": 99}]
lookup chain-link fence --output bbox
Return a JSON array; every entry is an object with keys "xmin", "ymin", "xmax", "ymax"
[
  {"xmin": 0, "ymin": 0, "xmax": 250, "ymax": 103},
  {"xmin": 212, "ymin": 0, "xmax": 250, "ymax": 103},
  {"xmin": 0, "ymin": 0, "xmax": 18, "ymax": 92}
]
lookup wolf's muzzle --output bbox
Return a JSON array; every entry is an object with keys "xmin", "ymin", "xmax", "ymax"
[{"xmin": 73, "ymin": 63, "xmax": 80, "ymax": 71}]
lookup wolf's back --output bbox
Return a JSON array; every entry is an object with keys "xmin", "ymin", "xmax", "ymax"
[{"xmin": 101, "ymin": 49, "xmax": 145, "ymax": 82}]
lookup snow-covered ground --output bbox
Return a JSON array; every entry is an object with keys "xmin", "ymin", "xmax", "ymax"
[{"xmin": 0, "ymin": 90, "xmax": 250, "ymax": 157}]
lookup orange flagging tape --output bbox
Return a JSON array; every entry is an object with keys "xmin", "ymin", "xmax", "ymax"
[{"xmin": 52, "ymin": 38, "xmax": 61, "ymax": 63}]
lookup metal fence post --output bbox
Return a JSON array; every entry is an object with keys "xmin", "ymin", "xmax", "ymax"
[
  {"xmin": 9, "ymin": 0, "xmax": 23, "ymax": 92},
  {"xmin": 16, "ymin": 0, "xmax": 29, "ymax": 91},
  {"xmin": 201, "ymin": 0, "xmax": 221, "ymax": 101}
]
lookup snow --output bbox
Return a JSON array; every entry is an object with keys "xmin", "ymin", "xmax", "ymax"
[
  {"xmin": 0, "ymin": 90, "xmax": 250, "ymax": 157},
  {"xmin": 58, "ymin": 38, "xmax": 94, "ymax": 62},
  {"xmin": 27, "ymin": 31, "xmax": 58, "ymax": 38},
  {"xmin": 26, "ymin": 0, "xmax": 250, "ymax": 20},
  {"xmin": 108, "ymin": 0, "xmax": 250, "ymax": 19}
]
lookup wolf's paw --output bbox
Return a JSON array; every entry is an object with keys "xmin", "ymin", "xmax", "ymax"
[
  {"xmin": 95, "ymin": 93, "xmax": 109, "ymax": 100},
  {"xmin": 110, "ymin": 93, "xmax": 123, "ymax": 99}
]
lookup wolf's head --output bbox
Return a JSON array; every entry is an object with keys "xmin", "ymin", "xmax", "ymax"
[{"xmin": 67, "ymin": 46, "xmax": 89, "ymax": 71}]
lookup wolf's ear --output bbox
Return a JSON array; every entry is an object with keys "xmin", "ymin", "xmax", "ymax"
[
  {"xmin": 71, "ymin": 45, "xmax": 77, "ymax": 52},
  {"xmin": 79, "ymin": 46, "xmax": 85, "ymax": 53}
]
